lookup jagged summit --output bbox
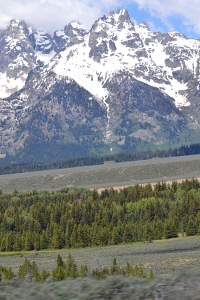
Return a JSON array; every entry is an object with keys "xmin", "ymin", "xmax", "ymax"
[
  {"xmin": 116, "ymin": 8, "xmax": 132, "ymax": 24},
  {"xmin": 140, "ymin": 21, "xmax": 150, "ymax": 30},
  {"xmin": 69, "ymin": 21, "xmax": 86, "ymax": 30},
  {"xmin": 64, "ymin": 21, "xmax": 86, "ymax": 36},
  {"xmin": 101, "ymin": 8, "xmax": 133, "ymax": 28}
]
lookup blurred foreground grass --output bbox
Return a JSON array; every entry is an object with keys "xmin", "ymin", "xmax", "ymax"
[{"xmin": 1, "ymin": 271, "xmax": 200, "ymax": 300}]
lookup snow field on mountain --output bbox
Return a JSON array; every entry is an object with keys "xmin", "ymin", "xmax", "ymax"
[
  {"xmin": 53, "ymin": 13, "xmax": 139, "ymax": 101},
  {"xmin": 52, "ymin": 11, "xmax": 191, "ymax": 108},
  {"xmin": 0, "ymin": 72, "xmax": 25, "ymax": 98},
  {"xmin": 36, "ymin": 50, "xmax": 56, "ymax": 64},
  {"xmin": 53, "ymin": 39, "xmax": 109, "ymax": 100},
  {"xmin": 1, "ymin": 10, "xmax": 200, "ymax": 110}
]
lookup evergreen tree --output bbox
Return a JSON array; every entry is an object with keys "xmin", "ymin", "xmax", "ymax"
[
  {"xmin": 6, "ymin": 232, "xmax": 14, "ymax": 251},
  {"xmin": 57, "ymin": 254, "xmax": 65, "ymax": 268},
  {"xmin": 186, "ymin": 218, "xmax": 196, "ymax": 236},
  {"xmin": 79, "ymin": 264, "xmax": 88, "ymax": 278},
  {"xmin": 41, "ymin": 269, "xmax": 50, "ymax": 282},
  {"xmin": 66, "ymin": 253, "xmax": 79, "ymax": 278},
  {"xmin": 1, "ymin": 237, "xmax": 6, "ymax": 252},
  {"xmin": 25, "ymin": 232, "xmax": 33, "ymax": 251},
  {"xmin": 123, "ymin": 224, "xmax": 132, "ymax": 243},
  {"xmin": 148, "ymin": 268, "xmax": 154, "ymax": 279},
  {"xmin": 112, "ymin": 227, "xmax": 120, "ymax": 245},
  {"xmin": 40, "ymin": 230, "xmax": 48, "ymax": 250}
]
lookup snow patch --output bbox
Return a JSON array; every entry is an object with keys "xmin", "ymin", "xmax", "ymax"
[
  {"xmin": 70, "ymin": 21, "xmax": 86, "ymax": 30},
  {"xmin": 36, "ymin": 50, "xmax": 56, "ymax": 64},
  {"xmin": 151, "ymin": 44, "xmax": 168, "ymax": 67},
  {"xmin": 0, "ymin": 72, "xmax": 25, "ymax": 98},
  {"xmin": 55, "ymin": 30, "xmax": 66, "ymax": 37}
]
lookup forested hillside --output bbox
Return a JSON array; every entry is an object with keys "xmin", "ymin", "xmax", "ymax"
[{"xmin": 0, "ymin": 178, "xmax": 200, "ymax": 251}]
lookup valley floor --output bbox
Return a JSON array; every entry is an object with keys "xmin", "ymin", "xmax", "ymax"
[{"xmin": 1, "ymin": 154, "xmax": 200, "ymax": 193}]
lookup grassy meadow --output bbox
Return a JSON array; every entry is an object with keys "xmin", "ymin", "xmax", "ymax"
[
  {"xmin": 1, "ymin": 156, "xmax": 200, "ymax": 192},
  {"xmin": 0, "ymin": 236, "xmax": 200, "ymax": 275}
]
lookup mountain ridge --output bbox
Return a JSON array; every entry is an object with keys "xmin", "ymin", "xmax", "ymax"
[{"xmin": 0, "ymin": 8, "xmax": 200, "ymax": 163}]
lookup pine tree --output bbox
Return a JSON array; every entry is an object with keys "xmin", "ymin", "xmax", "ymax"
[
  {"xmin": 66, "ymin": 253, "xmax": 79, "ymax": 278},
  {"xmin": 52, "ymin": 266, "xmax": 65, "ymax": 281},
  {"xmin": 92, "ymin": 226, "xmax": 99, "ymax": 246},
  {"xmin": 52, "ymin": 227, "xmax": 64, "ymax": 249},
  {"xmin": 0, "ymin": 237, "xmax": 6, "ymax": 252},
  {"xmin": 13, "ymin": 233, "xmax": 21, "ymax": 251},
  {"xmin": 163, "ymin": 220, "xmax": 178, "ymax": 239},
  {"xmin": 34, "ymin": 234, "xmax": 40, "ymax": 251},
  {"xmin": 77, "ymin": 224, "xmax": 84, "ymax": 248},
  {"xmin": 186, "ymin": 218, "xmax": 196, "ymax": 236},
  {"xmin": 112, "ymin": 227, "xmax": 120, "ymax": 245},
  {"xmin": 79, "ymin": 264, "xmax": 88, "ymax": 278},
  {"xmin": 57, "ymin": 254, "xmax": 65, "ymax": 268},
  {"xmin": 83, "ymin": 224, "xmax": 90, "ymax": 247},
  {"xmin": 18, "ymin": 258, "xmax": 33, "ymax": 280},
  {"xmin": 148, "ymin": 268, "xmax": 154, "ymax": 279},
  {"xmin": 123, "ymin": 224, "xmax": 132, "ymax": 243},
  {"xmin": 92, "ymin": 190, "xmax": 99, "ymax": 201},
  {"xmin": 40, "ymin": 230, "xmax": 48, "ymax": 250},
  {"xmin": 25, "ymin": 232, "xmax": 33, "ymax": 251},
  {"xmin": 70, "ymin": 224, "xmax": 78, "ymax": 248},
  {"xmin": 6, "ymin": 232, "xmax": 14, "ymax": 251},
  {"xmin": 41, "ymin": 269, "xmax": 50, "ymax": 282},
  {"xmin": 110, "ymin": 257, "xmax": 118, "ymax": 275},
  {"xmin": 144, "ymin": 222, "xmax": 153, "ymax": 241},
  {"xmin": 31, "ymin": 261, "xmax": 41, "ymax": 282}
]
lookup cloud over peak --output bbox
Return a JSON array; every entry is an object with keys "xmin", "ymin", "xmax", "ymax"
[{"xmin": 0, "ymin": 0, "xmax": 200, "ymax": 37}]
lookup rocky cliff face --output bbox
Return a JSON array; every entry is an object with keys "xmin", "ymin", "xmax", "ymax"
[{"xmin": 0, "ymin": 9, "xmax": 200, "ymax": 163}]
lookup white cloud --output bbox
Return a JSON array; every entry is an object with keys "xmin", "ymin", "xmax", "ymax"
[
  {"xmin": 131, "ymin": 18, "xmax": 137, "ymax": 25},
  {"xmin": 0, "ymin": 0, "xmax": 124, "ymax": 34},
  {"xmin": 147, "ymin": 21, "xmax": 164, "ymax": 33},
  {"xmin": 1, "ymin": 0, "xmax": 200, "ymax": 36},
  {"xmin": 147, "ymin": 21, "xmax": 156, "ymax": 32}
]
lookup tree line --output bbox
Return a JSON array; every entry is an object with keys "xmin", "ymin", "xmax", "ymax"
[
  {"xmin": 0, "ymin": 253, "xmax": 154, "ymax": 282},
  {"xmin": 0, "ymin": 178, "xmax": 200, "ymax": 252},
  {"xmin": 1, "ymin": 142, "xmax": 200, "ymax": 175}
]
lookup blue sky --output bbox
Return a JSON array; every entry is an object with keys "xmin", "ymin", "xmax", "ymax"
[
  {"xmin": 126, "ymin": 2, "xmax": 199, "ymax": 39},
  {"xmin": 0, "ymin": 0, "xmax": 200, "ymax": 39}
]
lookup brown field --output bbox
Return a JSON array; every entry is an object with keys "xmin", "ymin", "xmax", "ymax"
[{"xmin": 95, "ymin": 177, "xmax": 200, "ymax": 193}]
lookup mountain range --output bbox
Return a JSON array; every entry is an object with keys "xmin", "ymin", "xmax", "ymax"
[{"xmin": 1, "ymin": 8, "xmax": 200, "ymax": 164}]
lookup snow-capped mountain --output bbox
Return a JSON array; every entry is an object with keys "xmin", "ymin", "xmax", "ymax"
[{"xmin": 0, "ymin": 9, "xmax": 200, "ymax": 163}]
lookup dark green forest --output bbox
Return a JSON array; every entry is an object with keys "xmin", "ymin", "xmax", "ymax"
[
  {"xmin": 0, "ymin": 178, "xmax": 200, "ymax": 252},
  {"xmin": 1, "ymin": 142, "xmax": 200, "ymax": 175}
]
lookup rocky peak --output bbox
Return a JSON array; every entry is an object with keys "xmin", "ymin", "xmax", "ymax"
[
  {"xmin": 103, "ymin": 8, "xmax": 133, "ymax": 29},
  {"xmin": 88, "ymin": 8, "xmax": 137, "ymax": 62},
  {"xmin": 64, "ymin": 21, "xmax": 86, "ymax": 37},
  {"xmin": 168, "ymin": 31, "xmax": 188, "ymax": 40},
  {"xmin": 29, "ymin": 29, "xmax": 53, "ymax": 54},
  {"xmin": 53, "ymin": 29, "xmax": 68, "ymax": 52},
  {"xmin": 140, "ymin": 21, "xmax": 150, "ymax": 31},
  {"xmin": 9, "ymin": 19, "xmax": 28, "ymax": 33},
  {"xmin": 53, "ymin": 21, "xmax": 86, "ymax": 52},
  {"xmin": 0, "ymin": 19, "xmax": 36, "ymax": 98},
  {"xmin": 5, "ymin": 19, "xmax": 30, "ymax": 39},
  {"xmin": 115, "ymin": 8, "xmax": 132, "ymax": 28}
]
